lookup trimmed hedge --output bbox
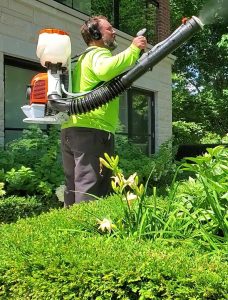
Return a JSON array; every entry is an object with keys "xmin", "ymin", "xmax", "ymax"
[
  {"xmin": 0, "ymin": 196, "xmax": 62, "ymax": 223},
  {"xmin": 0, "ymin": 197, "xmax": 227, "ymax": 299}
]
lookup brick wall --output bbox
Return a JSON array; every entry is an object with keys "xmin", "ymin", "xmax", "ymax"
[{"xmin": 156, "ymin": 0, "xmax": 170, "ymax": 42}]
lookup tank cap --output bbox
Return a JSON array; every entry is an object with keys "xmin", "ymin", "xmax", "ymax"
[{"xmin": 38, "ymin": 28, "xmax": 69, "ymax": 36}]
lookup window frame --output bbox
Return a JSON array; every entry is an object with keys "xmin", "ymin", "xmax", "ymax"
[
  {"xmin": 4, "ymin": 56, "xmax": 47, "ymax": 142},
  {"xmin": 127, "ymin": 87, "xmax": 155, "ymax": 155}
]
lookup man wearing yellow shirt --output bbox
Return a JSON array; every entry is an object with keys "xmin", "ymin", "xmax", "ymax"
[{"xmin": 61, "ymin": 15, "xmax": 147, "ymax": 207}]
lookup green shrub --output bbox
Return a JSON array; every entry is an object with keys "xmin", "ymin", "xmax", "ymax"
[
  {"xmin": 99, "ymin": 149, "xmax": 228, "ymax": 248},
  {"xmin": 0, "ymin": 195, "xmax": 62, "ymax": 224},
  {"xmin": 5, "ymin": 166, "xmax": 37, "ymax": 194},
  {"xmin": 115, "ymin": 136, "xmax": 176, "ymax": 191},
  {"xmin": 180, "ymin": 146, "xmax": 228, "ymax": 240},
  {"xmin": 172, "ymin": 121, "xmax": 227, "ymax": 146},
  {"xmin": 0, "ymin": 196, "xmax": 43, "ymax": 223},
  {"xmin": 4, "ymin": 166, "xmax": 54, "ymax": 197},
  {"xmin": 4, "ymin": 125, "xmax": 50, "ymax": 170},
  {"xmin": 200, "ymin": 131, "xmax": 222, "ymax": 144},
  {"xmin": 172, "ymin": 121, "xmax": 205, "ymax": 145},
  {"xmin": 0, "ymin": 201, "xmax": 227, "ymax": 299},
  {"xmin": 0, "ymin": 125, "xmax": 64, "ymax": 197},
  {"xmin": 1, "ymin": 126, "xmax": 177, "ymax": 197}
]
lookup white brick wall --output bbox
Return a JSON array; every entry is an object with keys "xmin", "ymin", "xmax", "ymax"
[{"xmin": 0, "ymin": 0, "xmax": 174, "ymax": 150}]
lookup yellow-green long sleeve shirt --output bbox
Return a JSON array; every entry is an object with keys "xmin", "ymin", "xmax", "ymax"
[{"xmin": 61, "ymin": 44, "xmax": 141, "ymax": 134}]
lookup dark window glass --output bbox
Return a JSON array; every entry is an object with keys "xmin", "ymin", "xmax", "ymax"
[
  {"xmin": 128, "ymin": 88, "xmax": 155, "ymax": 155},
  {"xmin": 4, "ymin": 57, "xmax": 47, "ymax": 143}
]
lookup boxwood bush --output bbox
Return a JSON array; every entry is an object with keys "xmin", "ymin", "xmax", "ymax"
[
  {"xmin": 0, "ymin": 195, "xmax": 62, "ymax": 224},
  {"xmin": 0, "ymin": 197, "xmax": 227, "ymax": 299}
]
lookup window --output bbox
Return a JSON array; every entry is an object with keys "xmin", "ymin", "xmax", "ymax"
[
  {"xmin": 54, "ymin": 0, "xmax": 91, "ymax": 14},
  {"xmin": 53, "ymin": 0, "xmax": 158, "ymax": 44},
  {"xmin": 119, "ymin": 88, "xmax": 155, "ymax": 155},
  {"xmin": 4, "ymin": 56, "xmax": 46, "ymax": 144}
]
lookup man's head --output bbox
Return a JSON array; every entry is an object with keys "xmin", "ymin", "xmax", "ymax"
[{"xmin": 81, "ymin": 16, "xmax": 117, "ymax": 51}]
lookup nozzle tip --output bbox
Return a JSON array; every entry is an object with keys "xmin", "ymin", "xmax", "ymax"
[{"xmin": 192, "ymin": 16, "xmax": 204, "ymax": 28}]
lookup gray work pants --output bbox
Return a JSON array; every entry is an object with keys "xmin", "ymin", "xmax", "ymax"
[{"xmin": 61, "ymin": 127, "xmax": 114, "ymax": 207}]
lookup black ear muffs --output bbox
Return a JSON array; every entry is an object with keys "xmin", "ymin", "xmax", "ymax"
[{"xmin": 86, "ymin": 21, "xmax": 102, "ymax": 40}]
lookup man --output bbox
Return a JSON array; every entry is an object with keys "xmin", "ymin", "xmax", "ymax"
[{"xmin": 61, "ymin": 15, "xmax": 147, "ymax": 207}]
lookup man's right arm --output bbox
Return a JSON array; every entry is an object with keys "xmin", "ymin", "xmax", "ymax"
[{"xmin": 92, "ymin": 37, "xmax": 147, "ymax": 82}]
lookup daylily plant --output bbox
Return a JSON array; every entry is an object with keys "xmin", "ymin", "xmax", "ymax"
[{"xmin": 99, "ymin": 153, "xmax": 147, "ymax": 238}]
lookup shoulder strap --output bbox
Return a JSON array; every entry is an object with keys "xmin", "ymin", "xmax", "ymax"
[{"xmin": 71, "ymin": 47, "xmax": 97, "ymax": 62}]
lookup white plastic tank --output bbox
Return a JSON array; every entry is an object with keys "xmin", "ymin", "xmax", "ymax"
[{"xmin": 36, "ymin": 28, "xmax": 71, "ymax": 67}]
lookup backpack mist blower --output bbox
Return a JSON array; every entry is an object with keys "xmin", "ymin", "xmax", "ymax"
[{"xmin": 22, "ymin": 16, "xmax": 204, "ymax": 124}]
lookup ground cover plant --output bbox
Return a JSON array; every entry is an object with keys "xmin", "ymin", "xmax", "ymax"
[{"xmin": 0, "ymin": 146, "xmax": 227, "ymax": 298}]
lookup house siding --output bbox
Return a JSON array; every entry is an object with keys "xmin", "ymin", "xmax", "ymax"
[{"xmin": 0, "ymin": 0, "xmax": 174, "ymax": 152}]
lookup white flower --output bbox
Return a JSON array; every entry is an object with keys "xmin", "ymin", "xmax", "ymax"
[
  {"xmin": 125, "ymin": 192, "xmax": 137, "ymax": 206},
  {"xmin": 55, "ymin": 185, "xmax": 66, "ymax": 202},
  {"xmin": 97, "ymin": 218, "xmax": 115, "ymax": 233},
  {"xmin": 126, "ymin": 192, "xmax": 137, "ymax": 201},
  {"xmin": 0, "ymin": 182, "xmax": 6, "ymax": 197},
  {"xmin": 125, "ymin": 173, "xmax": 138, "ymax": 187}
]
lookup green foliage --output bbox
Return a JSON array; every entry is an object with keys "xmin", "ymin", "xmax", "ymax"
[
  {"xmin": 0, "ymin": 182, "xmax": 6, "ymax": 197},
  {"xmin": 217, "ymin": 34, "xmax": 228, "ymax": 55},
  {"xmin": 99, "ymin": 147, "xmax": 228, "ymax": 249},
  {"xmin": 170, "ymin": 0, "xmax": 228, "ymax": 134},
  {"xmin": 5, "ymin": 125, "xmax": 49, "ymax": 170},
  {"xmin": 221, "ymin": 133, "xmax": 228, "ymax": 143},
  {"xmin": 200, "ymin": 131, "xmax": 222, "ymax": 144},
  {"xmin": 91, "ymin": 0, "xmax": 156, "ymax": 44},
  {"xmin": 0, "ymin": 146, "xmax": 227, "ymax": 296},
  {"xmin": 115, "ymin": 136, "xmax": 176, "ymax": 190},
  {"xmin": 0, "ymin": 196, "xmax": 47, "ymax": 223},
  {"xmin": 0, "ymin": 126, "xmax": 64, "ymax": 197},
  {"xmin": 172, "ymin": 120, "xmax": 227, "ymax": 146},
  {"xmin": 0, "ymin": 195, "xmax": 62, "ymax": 224},
  {"xmin": 172, "ymin": 121, "xmax": 205, "ymax": 145},
  {"xmin": 4, "ymin": 166, "xmax": 53, "ymax": 197},
  {"xmin": 5, "ymin": 166, "xmax": 36, "ymax": 194},
  {"xmin": 100, "ymin": 153, "xmax": 146, "ymax": 239},
  {"xmin": 0, "ymin": 201, "xmax": 227, "ymax": 299},
  {"xmin": 181, "ymin": 146, "xmax": 228, "ymax": 239}
]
